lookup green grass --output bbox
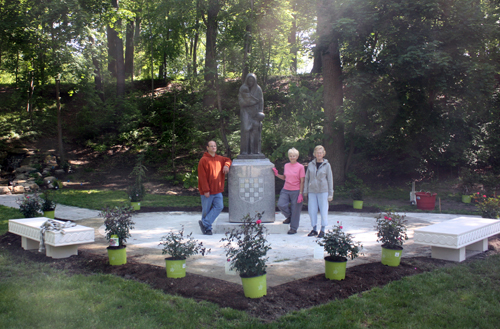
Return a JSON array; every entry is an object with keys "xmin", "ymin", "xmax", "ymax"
[
  {"xmin": 51, "ymin": 190, "xmax": 207, "ymax": 210},
  {"xmin": 0, "ymin": 205, "xmax": 25, "ymax": 235},
  {"xmin": 1, "ymin": 245, "xmax": 499, "ymax": 328},
  {"xmin": 0, "ymin": 250, "xmax": 259, "ymax": 328}
]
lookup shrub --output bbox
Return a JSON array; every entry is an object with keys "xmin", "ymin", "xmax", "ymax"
[
  {"xmin": 99, "ymin": 205, "xmax": 135, "ymax": 248},
  {"xmin": 375, "ymin": 211, "xmax": 408, "ymax": 249},
  {"xmin": 16, "ymin": 193, "xmax": 42, "ymax": 218},
  {"xmin": 220, "ymin": 212, "xmax": 271, "ymax": 277},
  {"xmin": 40, "ymin": 190, "xmax": 56, "ymax": 211},
  {"xmin": 159, "ymin": 225, "xmax": 210, "ymax": 260},
  {"xmin": 317, "ymin": 222, "xmax": 362, "ymax": 261}
]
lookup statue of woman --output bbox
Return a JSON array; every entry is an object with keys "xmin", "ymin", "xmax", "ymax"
[{"xmin": 238, "ymin": 73, "xmax": 264, "ymax": 156}]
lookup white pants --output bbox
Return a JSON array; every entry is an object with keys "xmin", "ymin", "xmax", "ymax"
[{"xmin": 308, "ymin": 192, "xmax": 329, "ymax": 229}]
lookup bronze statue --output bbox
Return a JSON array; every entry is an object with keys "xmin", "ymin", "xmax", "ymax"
[{"xmin": 238, "ymin": 73, "xmax": 264, "ymax": 158}]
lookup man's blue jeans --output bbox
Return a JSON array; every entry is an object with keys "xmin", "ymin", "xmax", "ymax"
[{"xmin": 201, "ymin": 193, "xmax": 223, "ymax": 231}]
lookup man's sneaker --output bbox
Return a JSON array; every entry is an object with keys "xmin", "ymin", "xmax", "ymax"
[
  {"xmin": 317, "ymin": 231, "xmax": 325, "ymax": 238},
  {"xmin": 308, "ymin": 230, "xmax": 318, "ymax": 237},
  {"xmin": 287, "ymin": 228, "xmax": 297, "ymax": 234},
  {"xmin": 205, "ymin": 230, "xmax": 213, "ymax": 235},
  {"xmin": 198, "ymin": 220, "xmax": 207, "ymax": 234},
  {"xmin": 283, "ymin": 217, "xmax": 291, "ymax": 224}
]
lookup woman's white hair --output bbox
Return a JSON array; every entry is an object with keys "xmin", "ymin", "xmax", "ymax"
[{"xmin": 288, "ymin": 147, "xmax": 299, "ymax": 157}]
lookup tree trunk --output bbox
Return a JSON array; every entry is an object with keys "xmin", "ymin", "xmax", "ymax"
[
  {"xmin": 288, "ymin": 12, "xmax": 297, "ymax": 74},
  {"xmin": 203, "ymin": 0, "xmax": 220, "ymax": 108},
  {"xmin": 56, "ymin": 79, "xmax": 65, "ymax": 164},
  {"xmin": 242, "ymin": 0, "xmax": 254, "ymax": 81},
  {"xmin": 89, "ymin": 35, "xmax": 103, "ymax": 100},
  {"xmin": 318, "ymin": 0, "xmax": 345, "ymax": 185},
  {"xmin": 125, "ymin": 20, "xmax": 135, "ymax": 80},
  {"xmin": 310, "ymin": 46, "xmax": 322, "ymax": 74},
  {"xmin": 322, "ymin": 39, "xmax": 345, "ymax": 185},
  {"xmin": 107, "ymin": 26, "xmax": 117, "ymax": 77},
  {"xmin": 113, "ymin": 0, "xmax": 125, "ymax": 97}
]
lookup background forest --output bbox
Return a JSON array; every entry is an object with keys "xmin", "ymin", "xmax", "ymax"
[{"xmin": 1, "ymin": 0, "xmax": 500, "ymax": 191}]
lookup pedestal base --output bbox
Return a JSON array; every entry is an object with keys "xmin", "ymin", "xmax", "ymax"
[{"xmin": 228, "ymin": 158, "xmax": 276, "ymax": 223}]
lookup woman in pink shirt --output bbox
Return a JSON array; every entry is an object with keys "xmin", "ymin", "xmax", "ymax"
[{"xmin": 272, "ymin": 147, "xmax": 305, "ymax": 234}]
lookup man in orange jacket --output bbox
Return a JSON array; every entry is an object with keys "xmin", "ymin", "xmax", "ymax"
[{"xmin": 198, "ymin": 140, "xmax": 232, "ymax": 235}]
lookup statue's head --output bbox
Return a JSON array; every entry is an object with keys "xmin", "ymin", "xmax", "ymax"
[{"xmin": 245, "ymin": 73, "xmax": 257, "ymax": 88}]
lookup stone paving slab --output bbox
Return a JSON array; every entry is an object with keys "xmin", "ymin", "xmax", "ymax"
[{"xmin": 1, "ymin": 195, "xmax": 477, "ymax": 287}]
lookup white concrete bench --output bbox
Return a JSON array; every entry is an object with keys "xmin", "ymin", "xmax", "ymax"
[
  {"xmin": 414, "ymin": 217, "xmax": 500, "ymax": 262},
  {"xmin": 9, "ymin": 218, "xmax": 95, "ymax": 259}
]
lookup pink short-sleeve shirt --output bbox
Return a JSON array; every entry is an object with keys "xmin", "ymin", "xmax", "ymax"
[{"xmin": 283, "ymin": 162, "xmax": 305, "ymax": 191}]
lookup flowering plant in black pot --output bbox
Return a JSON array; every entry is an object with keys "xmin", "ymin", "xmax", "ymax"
[
  {"xmin": 317, "ymin": 222, "xmax": 362, "ymax": 262},
  {"xmin": 220, "ymin": 212, "xmax": 271, "ymax": 278},
  {"xmin": 374, "ymin": 211, "xmax": 408, "ymax": 250},
  {"xmin": 99, "ymin": 205, "xmax": 135, "ymax": 248},
  {"xmin": 159, "ymin": 225, "xmax": 211, "ymax": 260}
]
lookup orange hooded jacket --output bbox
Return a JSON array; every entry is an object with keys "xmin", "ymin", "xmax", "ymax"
[{"xmin": 197, "ymin": 152, "xmax": 232, "ymax": 195}]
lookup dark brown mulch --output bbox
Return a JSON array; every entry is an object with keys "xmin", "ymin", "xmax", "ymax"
[{"xmin": 1, "ymin": 232, "xmax": 499, "ymax": 322}]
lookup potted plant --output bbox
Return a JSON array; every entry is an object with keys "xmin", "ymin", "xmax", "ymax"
[
  {"xmin": 458, "ymin": 168, "xmax": 477, "ymax": 203},
  {"xmin": 16, "ymin": 193, "xmax": 42, "ymax": 218},
  {"xmin": 350, "ymin": 187, "xmax": 363, "ymax": 209},
  {"xmin": 473, "ymin": 193, "xmax": 500, "ymax": 219},
  {"xmin": 375, "ymin": 211, "xmax": 408, "ymax": 266},
  {"xmin": 99, "ymin": 205, "xmax": 135, "ymax": 265},
  {"xmin": 159, "ymin": 226, "xmax": 211, "ymax": 278},
  {"xmin": 220, "ymin": 212, "xmax": 271, "ymax": 298},
  {"xmin": 128, "ymin": 154, "xmax": 147, "ymax": 210},
  {"xmin": 317, "ymin": 222, "xmax": 362, "ymax": 280},
  {"xmin": 40, "ymin": 190, "xmax": 57, "ymax": 219}
]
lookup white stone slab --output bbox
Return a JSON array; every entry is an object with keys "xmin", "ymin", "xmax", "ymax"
[
  {"xmin": 414, "ymin": 217, "xmax": 500, "ymax": 262},
  {"xmin": 8, "ymin": 217, "xmax": 95, "ymax": 258}
]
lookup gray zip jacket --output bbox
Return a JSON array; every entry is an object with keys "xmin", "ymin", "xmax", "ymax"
[{"xmin": 303, "ymin": 159, "xmax": 334, "ymax": 197}]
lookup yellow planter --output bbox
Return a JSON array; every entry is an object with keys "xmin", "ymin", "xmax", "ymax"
[
  {"xmin": 241, "ymin": 273, "xmax": 267, "ymax": 298},
  {"xmin": 131, "ymin": 202, "xmax": 141, "ymax": 211},
  {"xmin": 107, "ymin": 247, "xmax": 127, "ymax": 265},
  {"xmin": 353, "ymin": 200, "xmax": 363, "ymax": 209},
  {"xmin": 43, "ymin": 210, "xmax": 55, "ymax": 219},
  {"xmin": 324, "ymin": 257, "xmax": 347, "ymax": 280},
  {"xmin": 165, "ymin": 258, "xmax": 187, "ymax": 278},
  {"xmin": 381, "ymin": 246, "xmax": 403, "ymax": 267}
]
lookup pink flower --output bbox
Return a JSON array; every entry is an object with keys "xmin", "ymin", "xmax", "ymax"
[
  {"xmin": 256, "ymin": 219, "xmax": 262, "ymax": 225},
  {"xmin": 477, "ymin": 192, "xmax": 480, "ymax": 194},
  {"xmin": 337, "ymin": 221, "xmax": 339, "ymax": 223},
  {"xmin": 340, "ymin": 226, "xmax": 343, "ymax": 229},
  {"xmin": 384, "ymin": 216, "xmax": 389, "ymax": 220},
  {"xmin": 26, "ymin": 196, "xmax": 29, "ymax": 199},
  {"xmin": 483, "ymin": 195, "xmax": 487, "ymax": 198},
  {"xmin": 388, "ymin": 218, "xmax": 392, "ymax": 221}
]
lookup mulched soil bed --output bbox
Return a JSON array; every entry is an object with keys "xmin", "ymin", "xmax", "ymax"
[{"xmin": 3, "ymin": 232, "xmax": 499, "ymax": 321}]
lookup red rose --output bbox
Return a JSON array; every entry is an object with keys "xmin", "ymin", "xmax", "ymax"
[{"xmin": 256, "ymin": 219, "xmax": 262, "ymax": 225}]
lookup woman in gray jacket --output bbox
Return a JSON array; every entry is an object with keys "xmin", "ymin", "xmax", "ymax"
[{"xmin": 303, "ymin": 145, "xmax": 334, "ymax": 238}]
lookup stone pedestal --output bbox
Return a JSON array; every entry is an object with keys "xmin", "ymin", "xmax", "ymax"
[{"xmin": 228, "ymin": 158, "xmax": 275, "ymax": 223}]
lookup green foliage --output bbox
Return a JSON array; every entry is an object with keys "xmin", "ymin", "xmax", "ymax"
[
  {"xmin": 40, "ymin": 190, "xmax": 57, "ymax": 212},
  {"xmin": 473, "ymin": 194, "xmax": 500, "ymax": 219},
  {"xmin": 128, "ymin": 154, "xmax": 147, "ymax": 202},
  {"xmin": 0, "ymin": 206, "xmax": 23, "ymax": 235},
  {"xmin": 220, "ymin": 212, "xmax": 271, "ymax": 277},
  {"xmin": 349, "ymin": 187, "xmax": 363, "ymax": 201},
  {"xmin": 375, "ymin": 211, "xmax": 409, "ymax": 249},
  {"xmin": 99, "ymin": 205, "xmax": 135, "ymax": 247},
  {"xmin": 16, "ymin": 194, "xmax": 42, "ymax": 218},
  {"xmin": 159, "ymin": 226, "xmax": 210, "ymax": 260},
  {"xmin": 459, "ymin": 168, "xmax": 478, "ymax": 194},
  {"xmin": 317, "ymin": 222, "xmax": 362, "ymax": 260}
]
